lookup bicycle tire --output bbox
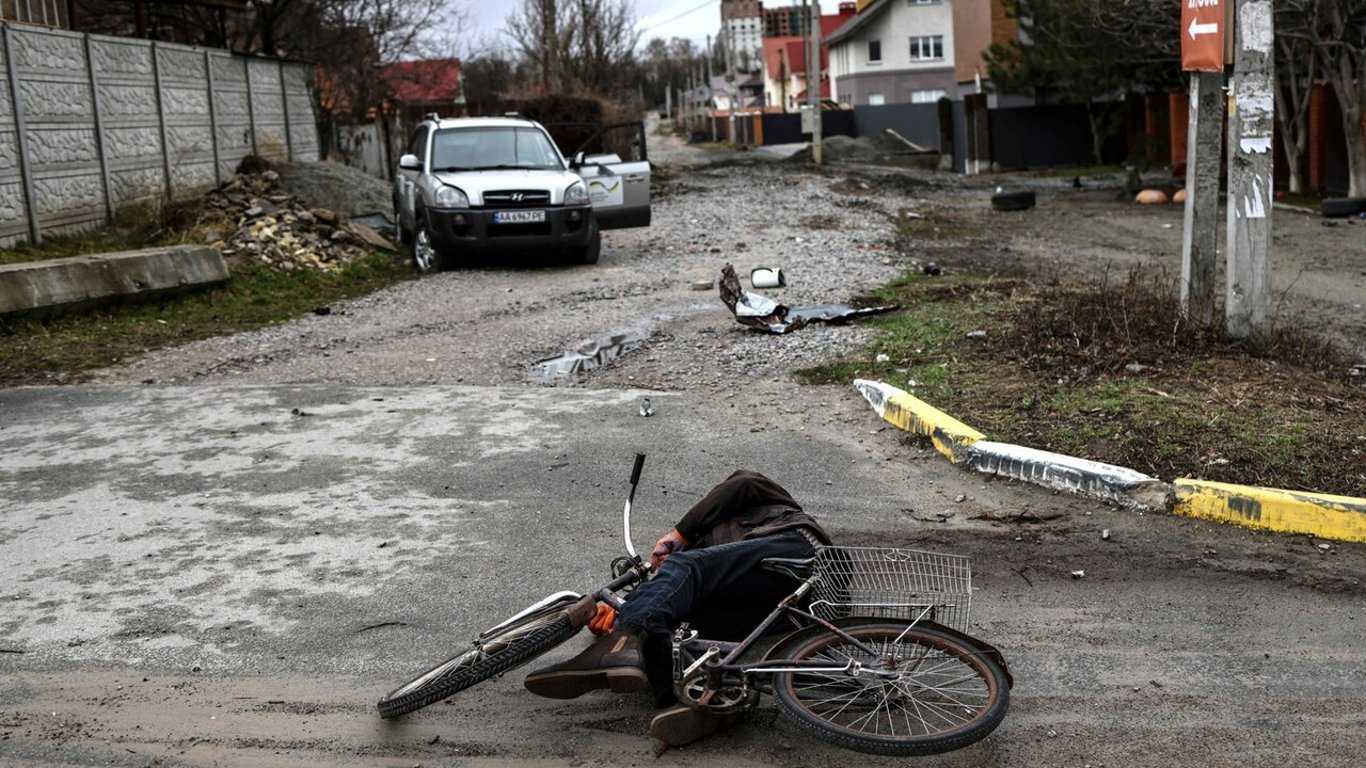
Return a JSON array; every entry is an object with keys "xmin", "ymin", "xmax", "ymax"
[
  {"xmin": 377, "ymin": 614, "xmax": 577, "ymax": 718},
  {"xmin": 773, "ymin": 623, "xmax": 1009, "ymax": 756}
]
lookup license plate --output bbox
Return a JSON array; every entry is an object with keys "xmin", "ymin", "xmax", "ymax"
[{"xmin": 493, "ymin": 210, "xmax": 546, "ymax": 224}]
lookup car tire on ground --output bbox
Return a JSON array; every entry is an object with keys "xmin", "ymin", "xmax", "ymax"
[
  {"xmin": 992, "ymin": 190, "xmax": 1036, "ymax": 212},
  {"xmin": 411, "ymin": 213, "xmax": 445, "ymax": 274},
  {"xmin": 572, "ymin": 224, "xmax": 601, "ymax": 265},
  {"xmin": 1320, "ymin": 197, "xmax": 1366, "ymax": 218}
]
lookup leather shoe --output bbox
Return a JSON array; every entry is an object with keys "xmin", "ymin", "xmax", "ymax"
[
  {"xmin": 523, "ymin": 629, "xmax": 649, "ymax": 699},
  {"xmin": 650, "ymin": 704, "xmax": 725, "ymax": 747}
]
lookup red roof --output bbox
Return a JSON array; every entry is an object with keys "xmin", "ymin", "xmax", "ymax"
[
  {"xmin": 765, "ymin": 36, "xmax": 830, "ymax": 77},
  {"xmin": 381, "ymin": 58, "xmax": 462, "ymax": 105}
]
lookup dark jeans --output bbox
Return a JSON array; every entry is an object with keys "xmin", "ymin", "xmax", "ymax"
[
  {"xmin": 617, "ymin": 530, "xmax": 815, "ymax": 706},
  {"xmin": 620, "ymin": 530, "xmax": 808, "ymax": 636}
]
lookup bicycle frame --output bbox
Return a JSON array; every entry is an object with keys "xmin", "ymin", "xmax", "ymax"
[{"xmin": 669, "ymin": 576, "xmax": 930, "ymax": 697}]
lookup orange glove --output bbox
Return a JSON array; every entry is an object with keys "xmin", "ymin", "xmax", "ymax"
[
  {"xmin": 650, "ymin": 529, "xmax": 688, "ymax": 569},
  {"xmin": 588, "ymin": 603, "xmax": 616, "ymax": 636}
]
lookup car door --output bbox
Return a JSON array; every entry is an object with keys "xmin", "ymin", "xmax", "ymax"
[
  {"xmin": 562, "ymin": 122, "xmax": 651, "ymax": 230},
  {"xmin": 396, "ymin": 125, "xmax": 429, "ymax": 231}
]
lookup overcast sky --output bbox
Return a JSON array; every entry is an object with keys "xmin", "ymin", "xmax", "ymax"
[{"xmin": 463, "ymin": 1, "xmax": 728, "ymax": 51}]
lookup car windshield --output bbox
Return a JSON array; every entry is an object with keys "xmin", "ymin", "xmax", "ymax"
[{"xmin": 430, "ymin": 126, "xmax": 564, "ymax": 172}]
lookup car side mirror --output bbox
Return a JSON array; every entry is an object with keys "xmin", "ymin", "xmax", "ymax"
[
  {"xmin": 570, "ymin": 151, "xmax": 586, "ymax": 169},
  {"xmin": 398, "ymin": 153, "xmax": 422, "ymax": 171}
]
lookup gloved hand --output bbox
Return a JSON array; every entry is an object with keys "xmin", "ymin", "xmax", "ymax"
[
  {"xmin": 588, "ymin": 603, "xmax": 616, "ymax": 636},
  {"xmin": 650, "ymin": 529, "xmax": 688, "ymax": 569}
]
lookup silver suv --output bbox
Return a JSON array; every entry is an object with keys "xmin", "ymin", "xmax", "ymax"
[{"xmin": 393, "ymin": 115, "xmax": 651, "ymax": 271}]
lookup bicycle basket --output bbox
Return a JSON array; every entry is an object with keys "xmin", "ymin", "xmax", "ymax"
[{"xmin": 809, "ymin": 546, "xmax": 972, "ymax": 633}]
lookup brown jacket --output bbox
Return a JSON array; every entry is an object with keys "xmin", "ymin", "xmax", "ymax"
[{"xmin": 675, "ymin": 469, "xmax": 831, "ymax": 549}]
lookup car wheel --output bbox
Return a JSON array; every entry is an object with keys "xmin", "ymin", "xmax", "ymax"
[
  {"xmin": 573, "ymin": 226, "xmax": 601, "ymax": 265},
  {"xmin": 412, "ymin": 215, "xmax": 444, "ymax": 274}
]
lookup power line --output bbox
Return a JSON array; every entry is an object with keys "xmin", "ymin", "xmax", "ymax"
[{"xmin": 639, "ymin": 0, "xmax": 717, "ymax": 33}]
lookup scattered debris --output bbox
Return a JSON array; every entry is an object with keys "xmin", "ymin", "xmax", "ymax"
[
  {"xmin": 690, "ymin": 280, "xmax": 714, "ymax": 291},
  {"xmin": 922, "ymin": 262, "xmax": 942, "ymax": 276},
  {"xmin": 1135, "ymin": 189, "xmax": 1169, "ymax": 205},
  {"xmin": 718, "ymin": 263, "xmax": 897, "ymax": 334},
  {"xmin": 1102, "ymin": 529, "xmax": 1112, "ymax": 541},
  {"xmin": 991, "ymin": 190, "xmax": 1036, "ymax": 212},
  {"xmin": 638, "ymin": 397, "xmax": 654, "ymax": 417},
  {"xmin": 965, "ymin": 330, "xmax": 988, "ymax": 340},
  {"xmin": 751, "ymin": 267, "xmax": 786, "ymax": 289},
  {"xmin": 356, "ymin": 621, "xmax": 409, "ymax": 634},
  {"xmin": 198, "ymin": 168, "xmax": 395, "ymax": 272},
  {"xmin": 1070, "ymin": 570, "xmax": 1085, "ymax": 579},
  {"xmin": 1011, "ymin": 567, "xmax": 1034, "ymax": 587},
  {"xmin": 535, "ymin": 331, "xmax": 647, "ymax": 379}
]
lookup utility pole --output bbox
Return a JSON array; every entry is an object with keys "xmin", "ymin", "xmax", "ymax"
[
  {"xmin": 706, "ymin": 35, "xmax": 716, "ymax": 142},
  {"xmin": 726, "ymin": 18, "xmax": 739, "ymax": 146},
  {"xmin": 1178, "ymin": 0, "xmax": 1229, "ymax": 322},
  {"xmin": 807, "ymin": 0, "xmax": 823, "ymax": 165},
  {"xmin": 1225, "ymin": 0, "xmax": 1274, "ymax": 347}
]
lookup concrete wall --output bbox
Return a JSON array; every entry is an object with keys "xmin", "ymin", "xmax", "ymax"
[{"xmin": 0, "ymin": 22, "xmax": 319, "ymax": 249}]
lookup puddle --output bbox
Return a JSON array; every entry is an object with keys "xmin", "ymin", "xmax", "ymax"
[{"xmin": 534, "ymin": 331, "xmax": 647, "ymax": 381}]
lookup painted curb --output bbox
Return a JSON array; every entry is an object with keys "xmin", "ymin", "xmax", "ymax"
[
  {"xmin": 853, "ymin": 380, "xmax": 1366, "ymax": 542},
  {"xmin": 1172, "ymin": 480, "xmax": 1366, "ymax": 543},
  {"xmin": 854, "ymin": 379, "xmax": 984, "ymax": 463},
  {"xmin": 967, "ymin": 441, "xmax": 1169, "ymax": 511}
]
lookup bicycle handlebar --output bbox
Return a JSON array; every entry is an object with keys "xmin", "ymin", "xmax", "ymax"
[{"xmin": 623, "ymin": 453, "xmax": 645, "ymax": 563}]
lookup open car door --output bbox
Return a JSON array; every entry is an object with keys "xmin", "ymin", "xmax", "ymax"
[{"xmin": 552, "ymin": 121, "xmax": 651, "ymax": 231}]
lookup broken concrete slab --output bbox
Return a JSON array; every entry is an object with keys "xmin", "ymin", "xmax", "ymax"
[{"xmin": 0, "ymin": 246, "xmax": 229, "ymax": 318}]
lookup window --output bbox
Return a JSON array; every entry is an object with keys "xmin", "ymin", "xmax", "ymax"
[
  {"xmin": 407, "ymin": 127, "xmax": 430, "ymax": 161},
  {"xmin": 431, "ymin": 127, "xmax": 564, "ymax": 172},
  {"xmin": 868, "ymin": 93, "xmax": 886, "ymax": 106},
  {"xmin": 911, "ymin": 89, "xmax": 947, "ymax": 104},
  {"xmin": 867, "ymin": 39, "xmax": 882, "ymax": 63},
  {"xmin": 909, "ymin": 35, "xmax": 944, "ymax": 61}
]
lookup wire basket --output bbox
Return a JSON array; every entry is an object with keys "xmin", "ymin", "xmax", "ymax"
[{"xmin": 808, "ymin": 546, "xmax": 972, "ymax": 633}]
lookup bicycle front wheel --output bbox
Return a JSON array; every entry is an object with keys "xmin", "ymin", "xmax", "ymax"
[
  {"xmin": 773, "ymin": 623, "xmax": 1009, "ymax": 756},
  {"xmin": 377, "ymin": 612, "xmax": 578, "ymax": 718}
]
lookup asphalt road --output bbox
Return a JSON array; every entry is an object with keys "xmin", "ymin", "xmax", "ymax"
[{"xmin": 2, "ymin": 379, "xmax": 1363, "ymax": 767}]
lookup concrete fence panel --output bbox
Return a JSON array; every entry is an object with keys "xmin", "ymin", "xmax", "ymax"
[{"xmin": 0, "ymin": 22, "xmax": 319, "ymax": 249}]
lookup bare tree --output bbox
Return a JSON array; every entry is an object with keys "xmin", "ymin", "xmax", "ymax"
[
  {"xmin": 504, "ymin": 0, "xmax": 639, "ymax": 99},
  {"xmin": 1274, "ymin": 7, "xmax": 1320, "ymax": 193},
  {"xmin": 1282, "ymin": 0, "xmax": 1366, "ymax": 196}
]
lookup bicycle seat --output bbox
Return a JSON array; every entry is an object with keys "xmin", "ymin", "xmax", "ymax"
[{"xmin": 760, "ymin": 557, "xmax": 813, "ymax": 580}]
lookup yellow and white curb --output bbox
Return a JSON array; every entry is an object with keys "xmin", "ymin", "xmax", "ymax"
[
  {"xmin": 968, "ymin": 441, "xmax": 1168, "ymax": 511},
  {"xmin": 853, "ymin": 379, "xmax": 984, "ymax": 463},
  {"xmin": 854, "ymin": 379, "xmax": 1366, "ymax": 542},
  {"xmin": 1172, "ymin": 480, "xmax": 1366, "ymax": 543}
]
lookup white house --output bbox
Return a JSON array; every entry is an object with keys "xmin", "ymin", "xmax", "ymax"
[{"xmin": 826, "ymin": 0, "xmax": 960, "ymax": 107}]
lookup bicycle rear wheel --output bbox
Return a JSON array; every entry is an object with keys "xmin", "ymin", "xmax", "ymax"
[
  {"xmin": 377, "ymin": 612, "xmax": 578, "ymax": 718},
  {"xmin": 773, "ymin": 623, "xmax": 1009, "ymax": 756}
]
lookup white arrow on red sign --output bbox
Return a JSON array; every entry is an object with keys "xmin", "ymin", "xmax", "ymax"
[{"xmin": 1188, "ymin": 18, "xmax": 1219, "ymax": 39}]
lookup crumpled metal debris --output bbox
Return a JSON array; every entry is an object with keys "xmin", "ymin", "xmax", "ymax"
[
  {"xmin": 717, "ymin": 263, "xmax": 898, "ymax": 334},
  {"xmin": 535, "ymin": 331, "xmax": 646, "ymax": 379}
]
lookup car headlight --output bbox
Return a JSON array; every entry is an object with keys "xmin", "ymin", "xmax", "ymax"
[
  {"xmin": 432, "ymin": 185, "xmax": 469, "ymax": 209},
  {"xmin": 564, "ymin": 181, "xmax": 589, "ymax": 206}
]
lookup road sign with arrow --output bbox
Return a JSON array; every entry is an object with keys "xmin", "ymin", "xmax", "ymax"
[{"xmin": 1181, "ymin": 0, "xmax": 1226, "ymax": 71}]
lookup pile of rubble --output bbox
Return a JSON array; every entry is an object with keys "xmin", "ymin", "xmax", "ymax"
[{"xmin": 201, "ymin": 169, "xmax": 395, "ymax": 272}]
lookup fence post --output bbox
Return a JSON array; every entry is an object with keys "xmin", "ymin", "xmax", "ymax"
[
  {"xmin": 85, "ymin": 34, "xmax": 114, "ymax": 223},
  {"xmin": 204, "ymin": 49, "xmax": 220, "ymax": 187},
  {"xmin": 278, "ymin": 59, "xmax": 292, "ymax": 161},
  {"xmin": 243, "ymin": 56, "xmax": 258, "ymax": 156},
  {"xmin": 150, "ymin": 41, "xmax": 173, "ymax": 200},
  {"xmin": 3, "ymin": 24, "xmax": 41, "ymax": 244}
]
